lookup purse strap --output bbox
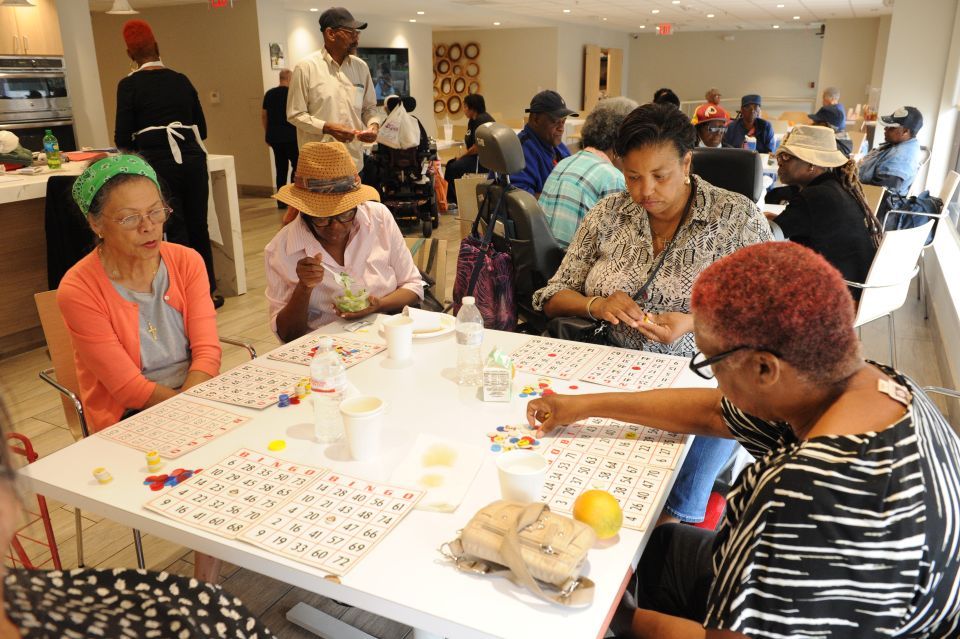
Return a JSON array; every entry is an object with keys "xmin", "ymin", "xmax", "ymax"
[
  {"xmin": 463, "ymin": 186, "xmax": 508, "ymax": 299},
  {"xmin": 444, "ymin": 503, "xmax": 595, "ymax": 607}
]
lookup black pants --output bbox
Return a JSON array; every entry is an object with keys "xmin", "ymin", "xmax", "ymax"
[
  {"xmin": 270, "ymin": 141, "xmax": 299, "ymax": 194},
  {"xmin": 143, "ymin": 150, "xmax": 217, "ymax": 294},
  {"xmin": 443, "ymin": 154, "xmax": 485, "ymax": 204},
  {"xmin": 609, "ymin": 524, "xmax": 716, "ymax": 636}
]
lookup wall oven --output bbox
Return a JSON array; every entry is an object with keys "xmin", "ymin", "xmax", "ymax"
[{"xmin": 0, "ymin": 55, "xmax": 75, "ymax": 152}]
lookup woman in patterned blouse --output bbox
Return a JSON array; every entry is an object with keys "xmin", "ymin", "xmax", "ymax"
[
  {"xmin": 528, "ymin": 242, "xmax": 960, "ymax": 639},
  {"xmin": 533, "ymin": 102, "xmax": 771, "ymax": 527}
]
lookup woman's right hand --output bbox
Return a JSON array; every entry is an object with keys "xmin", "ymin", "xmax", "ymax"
[
  {"xmin": 526, "ymin": 394, "xmax": 584, "ymax": 436},
  {"xmin": 296, "ymin": 256, "xmax": 326, "ymax": 289},
  {"xmin": 592, "ymin": 291, "xmax": 648, "ymax": 329}
]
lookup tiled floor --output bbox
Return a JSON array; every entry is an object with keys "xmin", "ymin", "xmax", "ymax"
[{"xmin": 2, "ymin": 195, "xmax": 950, "ymax": 638}]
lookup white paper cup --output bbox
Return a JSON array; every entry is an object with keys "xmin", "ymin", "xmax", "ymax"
[
  {"xmin": 496, "ymin": 451, "xmax": 548, "ymax": 503},
  {"xmin": 384, "ymin": 315, "xmax": 414, "ymax": 362},
  {"xmin": 443, "ymin": 124, "xmax": 453, "ymax": 140},
  {"xmin": 339, "ymin": 396, "xmax": 385, "ymax": 461}
]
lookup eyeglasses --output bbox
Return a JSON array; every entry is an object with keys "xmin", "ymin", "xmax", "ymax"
[
  {"xmin": 705, "ymin": 126, "xmax": 726, "ymax": 133},
  {"xmin": 310, "ymin": 208, "xmax": 357, "ymax": 227},
  {"xmin": 688, "ymin": 346, "xmax": 783, "ymax": 379},
  {"xmin": 335, "ymin": 27, "xmax": 360, "ymax": 36},
  {"xmin": 109, "ymin": 206, "xmax": 172, "ymax": 229},
  {"xmin": 776, "ymin": 153, "xmax": 796, "ymax": 164}
]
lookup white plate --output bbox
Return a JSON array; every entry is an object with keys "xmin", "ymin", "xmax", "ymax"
[{"xmin": 377, "ymin": 313, "xmax": 455, "ymax": 340}]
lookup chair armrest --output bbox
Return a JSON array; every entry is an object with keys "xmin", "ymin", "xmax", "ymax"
[
  {"xmin": 844, "ymin": 265, "xmax": 919, "ymax": 290},
  {"xmin": 38, "ymin": 368, "xmax": 90, "ymax": 439},
  {"xmin": 922, "ymin": 386, "xmax": 960, "ymax": 399},
  {"xmin": 219, "ymin": 337, "xmax": 257, "ymax": 360}
]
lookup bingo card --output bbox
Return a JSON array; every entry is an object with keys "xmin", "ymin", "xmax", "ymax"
[
  {"xmin": 97, "ymin": 397, "xmax": 250, "ymax": 458},
  {"xmin": 510, "ymin": 337, "xmax": 606, "ymax": 380},
  {"xmin": 268, "ymin": 334, "xmax": 385, "ymax": 368},
  {"xmin": 579, "ymin": 348, "xmax": 686, "ymax": 391},
  {"xmin": 185, "ymin": 363, "xmax": 303, "ymax": 409},
  {"xmin": 145, "ymin": 448, "xmax": 423, "ymax": 576},
  {"xmin": 540, "ymin": 418, "xmax": 687, "ymax": 531}
]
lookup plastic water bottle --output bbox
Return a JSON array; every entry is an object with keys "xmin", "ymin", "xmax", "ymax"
[
  {"xmin": 456, "ymin": 296, "xmax": 484, "ymax": 385},
  {"xmin": 42, "ymin": 129, "xmax": 61, "ymax": 170},
  {"xmin": 310, "ymin": 337, "xmax": 347, "ymax": 442},
  {"xmin": 743, "ymin": 135, "xmax": 757, "ymax": 152}
]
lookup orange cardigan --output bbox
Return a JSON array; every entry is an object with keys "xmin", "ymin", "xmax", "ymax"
[{"xmin": 57, "ymin": 242, "xmax": 221, "ymax": 432}]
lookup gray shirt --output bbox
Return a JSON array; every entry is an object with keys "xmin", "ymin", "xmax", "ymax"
[{"xmin": 111, "ymin": 259, "xmax": 191, "ymax": 388}]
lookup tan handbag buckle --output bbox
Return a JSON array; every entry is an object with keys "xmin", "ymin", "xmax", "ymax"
[{"xmin": 559, "ymin": 578, "xmax": 581, "ymax": 599}]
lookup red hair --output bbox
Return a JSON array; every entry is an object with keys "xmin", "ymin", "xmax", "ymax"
[
  {"xmin": 691, "ymin": 242, "xmax": 861, "ymax": 384},
  {"xmin": 122, "ymin": 20, "xmax": 156, "ymax": 58}
]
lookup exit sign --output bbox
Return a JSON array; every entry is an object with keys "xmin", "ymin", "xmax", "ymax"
[
  {"xmin": 210, "ymin": 0, "xmax": 233, "ymax": 7},
  {"xmin": 657, "ymin": 23, "xmax": 673, "ymax": 35}
]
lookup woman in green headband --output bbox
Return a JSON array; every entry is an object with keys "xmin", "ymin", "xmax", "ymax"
[{"xmin": 57, "ymin": 155, "xmax": 224, "ymax": 581}]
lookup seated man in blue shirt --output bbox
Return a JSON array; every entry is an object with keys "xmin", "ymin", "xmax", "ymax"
[
  {"xmin": 722, "ymin": 94, "xmax": 775, "ymax": 153},
  {"xmin": 858, "ymin": 106, "xmax": 923, "ymax": 197},
  {"xmin": 510, "ymin": 90, "xmax": 577, "ymax": 197}
]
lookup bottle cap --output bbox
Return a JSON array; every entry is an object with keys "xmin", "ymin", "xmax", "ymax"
[{"xmin": 463, "ymin": 296, "xmax": 475, "ymax": 305}]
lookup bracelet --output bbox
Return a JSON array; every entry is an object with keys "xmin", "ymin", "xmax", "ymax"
[{"xmin": 585, "ymin": 296, "xmax": 601, "ymax": 321}]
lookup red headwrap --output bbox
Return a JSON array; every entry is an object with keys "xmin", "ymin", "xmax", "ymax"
[{"xmin": 122, "ymin": 20, "xmax": 156, "ymax": 53}]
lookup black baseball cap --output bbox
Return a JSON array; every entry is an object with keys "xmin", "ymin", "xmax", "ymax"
[
  {"xmin": 525, "ymin": 90, "xmax": 578, "ymax": 119},
  {"xmin": 808, "ymin": 105, "xmax": 845, "ymax": 130},
  {"xmin": 319, "ymin": 7, "xmax": 367, "ymax": 31},
  {"xmin": 879, "ymin": 106, "xmax": 923, "ymax": 135}
]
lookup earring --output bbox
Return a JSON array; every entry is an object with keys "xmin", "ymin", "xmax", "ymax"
[{"xmin": 684, "ymin": 175, "xmax": 691, "ymax": 185}]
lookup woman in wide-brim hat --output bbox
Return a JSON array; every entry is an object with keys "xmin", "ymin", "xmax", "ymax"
[
  {"xmin": 264, "ymin": 141, "xmax": 424, "ymax": 342},
  {"xmin": 767, "ymin": 124, "xmax": 881, "ymax": 300}
]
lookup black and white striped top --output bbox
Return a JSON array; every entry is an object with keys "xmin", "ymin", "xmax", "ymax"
[{"xmin": 705, "ymin": 366, "xmax": 960, "ymax": 638}]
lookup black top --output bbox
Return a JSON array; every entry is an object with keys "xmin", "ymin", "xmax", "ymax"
[
  {"xmin": 464, "ymin": 112, "xmax": 495, "ymax": 148},
  {"xmin": 115, "ymin": 68, "xmax": 207, "ymax": 154},
  {"xmin": 775, "ymin": 172, "xmax": 876, "ymax": 299},
  {"xmin": 262, "ymin": 85, "xmax": 297, "ymax": 145},
  {"xmin": 706, "ymin": 367, "xmax": 960, "ymax": 638}
]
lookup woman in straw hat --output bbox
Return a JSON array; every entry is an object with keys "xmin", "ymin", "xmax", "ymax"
[
  {"xmin": 265, "ymin": 142, "xmax": 424, "ymax": 342},
  {"xmin": 767, "ymin": 124, "xmax": 880, "ymax": 300}
]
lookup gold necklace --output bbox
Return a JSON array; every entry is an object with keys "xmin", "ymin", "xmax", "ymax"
[{"xmin": 146, "ymin": 321, "xmax": 158, "ymax": 341}]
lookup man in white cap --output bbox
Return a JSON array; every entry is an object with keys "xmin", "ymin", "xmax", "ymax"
[{"xmin": 287, "ymin": 7, "xmax": 380, "ymax": 174}]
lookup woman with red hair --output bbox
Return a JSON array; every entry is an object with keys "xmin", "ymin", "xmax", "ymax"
[{"xmin": 528, "ymin": 242, "xmax": 960, "ymax": 639}]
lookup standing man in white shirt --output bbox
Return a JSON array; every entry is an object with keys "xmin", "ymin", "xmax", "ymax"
[{"xmin": 287, "ymin": 7, "xmax": 379, "ymax": 174}]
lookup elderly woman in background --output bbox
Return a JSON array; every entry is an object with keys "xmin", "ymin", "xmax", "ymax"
[
  {"xmin": 533, "ymin": 103, "xmax": 771, "ymax": 527},
  {"xmin": 768, "ymin": 125, "xmax": 880, "ymax": 300},
  {"xmin": 266, "ymin": 141, "xmax": 423, "ymax": 343},
  {"xmin": 528, "ymin": 242, "xmax": 960, "ymax": 639},
  {"xmin": 539, "ymin": 96, "xmax": 638, "ymax": 247},
  {"xmin": 0, "ymin": 402, "xmax": 275, "ymax": 638},
  {"xmin": 57, "ymin": 155, "xmax": 222, "ymax": 581}
]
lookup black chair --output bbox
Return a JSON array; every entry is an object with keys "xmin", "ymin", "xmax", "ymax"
[
  {"xmin": 44, "ymin": 175, "xmax": 95, "ymax": 289},
  {"xmin": 691, "ymin": 147, "xmax": 764, "ymax": 202},
  {"xmin": 473, "ymin": 122, "xmax": 564, "ymax": 333}
]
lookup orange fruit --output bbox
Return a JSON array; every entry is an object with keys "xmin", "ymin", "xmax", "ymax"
[{"xmin": 572, "ymin": 490, "xmax": 623, "ymax": 539}]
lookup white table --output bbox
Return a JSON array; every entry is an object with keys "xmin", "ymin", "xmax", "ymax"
[{"xmin": 20, "ymin": 321, "xmax": 709, "ymax": 639}]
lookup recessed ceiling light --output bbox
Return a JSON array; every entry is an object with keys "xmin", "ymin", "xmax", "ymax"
[
  {"xmin": 706, "ymin": 13, "xmax": 715, "ymax": 18},
  {"xmin": 672, "ymin": 0, "xmax": 680, "ymax": 4},
  {"xmin": 776, "ymin": 3, "xmax": 784, "ymax": 7},
  {"xmin": 417, "ymin": 10, "xmax": 424, "ymax": 15},
  {"xmin": 563, "ymin": 8, "xmax": 571, "ymax": 12},
  {"xmin": 409, "ymin": 18, "xmax": 416, "ymax": 22},
  {"xmin": 493, "ymin": 21, "xmax": 501, "ymax": 25},
  {"xmin": 772, "ymin": 24, "xmax": 780, "ymax": 28},
  {"xmin": 602, "ymin": 17, "xmax": 607, "ymax": 20},
  {"xmin": 793, "ymin": 15, "xmax": 800, "ymax": 19},
  {"xmin": 309, "ymin": 7, "xmax": 318, "ymax": 11},
  {"xmin": 639, "ymin": 24, "xmax": 646, "ymax": 28},
  {"xmin": 651, "ymin": 9, "xmax": 660, "ymax": 14}
]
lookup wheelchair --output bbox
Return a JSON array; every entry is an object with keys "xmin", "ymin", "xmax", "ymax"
[{"xmin": 373, "ymin": 140, "xmax": 439, "ymax": 238}]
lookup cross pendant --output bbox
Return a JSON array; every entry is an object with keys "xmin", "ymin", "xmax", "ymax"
[{"xmin": 147, "ymin": 322, "xmax": 158, "ymax": 341}]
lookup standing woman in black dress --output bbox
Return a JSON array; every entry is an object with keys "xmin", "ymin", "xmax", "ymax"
[{"xmin": 114, "ymin": 20, "xmax": 222, "ymax": 307}]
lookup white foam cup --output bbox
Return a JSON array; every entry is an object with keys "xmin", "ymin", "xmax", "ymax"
[
  {"xmin": 496, "ymin": 451, "xmax": 548, "ymax": 503},
  {"xmin": 384, "ymin": 315, "xmax": 414, "ymax": 362},
  {"xmin": 339, "ymin": 396, "xmax": 386, "ymax": 461}
]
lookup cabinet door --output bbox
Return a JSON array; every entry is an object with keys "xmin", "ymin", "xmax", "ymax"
[
  {"xmin": 606, "ymin": 48, "xmax": 623, "ymax": 98},
  {"xmin": 583, "ymin": 44, "xmax": 602, "ymax": 113},
  {"xmin": 0, "ymin": 9, "xmax": 21, "ymax": 55},
  {"xmin": 16, "ymin": 0, "xmax": 62, "ymax": 56}
]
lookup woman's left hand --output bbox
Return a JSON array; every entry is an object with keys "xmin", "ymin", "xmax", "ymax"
[
  {"xmin": 335, "ymin": 295, "xmax": 381, "ymax": 320},
  {"xmin": 633, "ymin": 311, "xmax": 693, "ymax": 345}
]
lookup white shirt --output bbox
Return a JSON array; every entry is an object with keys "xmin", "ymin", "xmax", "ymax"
[
  {"xmin": 287, "ymin": 47, "xmax": 379, "ymax": 171},
  {"xmin": 264, "ymin": 201, "xmax": 424, "ymax": 336}
]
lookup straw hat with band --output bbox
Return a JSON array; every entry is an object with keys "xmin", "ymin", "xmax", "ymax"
[
  {"xmin": 776, "ymin": 125, "xmax": 847, "ymax": 169},
  {"xmin": 274, "ymin": 141, "xmax": 379, "ymax": 217},
  {"xmin": 72, "ymin": 155, "xmax": 161, "ymax": 215}
]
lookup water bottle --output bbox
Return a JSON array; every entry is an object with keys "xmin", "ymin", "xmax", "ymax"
[
  {"xmin": 456, "ymin": 296, "xmax": 484, "ymax": 385},
  {"xmin": 743, "ymin": 135, "xmax": 757, "ymax": 152},
  {"xmin": 310, "ymin": 337, "xmax": 347, "ymax": 442},
  {"xmin": 42, "ymin": 130, "xmax": 61, "ymax": 170}
]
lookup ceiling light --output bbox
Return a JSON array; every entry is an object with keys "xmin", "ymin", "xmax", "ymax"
[
  {"xmin": 0, "ymin": 0, "xmax": 37, "ymax": 6},
  {"xmin": 493, "ymin": 21, "xmax": 500, "ymax": 25},
  {"xmin": 776, "ymin": 3, "xmax": 784, "ymax": 7},
  {"xmin": 105, "ymin": 0, "xmax": 137, "ymax": 13},
  {"xmin": 772, "ymin": 24, "xmax": 780, "ymax": 28},
  {"xmin": 309, "ymin": 7, "xmax": 318, "ymax": 11},
  {"xmin": 672, "ymin": 0, "xmax": 680, "ymax": 3},
  {"xmin": 706, "ymin": 13, "xmax": 715, "ymax": 18},
  {"xmin": 639, "ymin": 24, "xmax": 646, "ymax": 28},
  {"xmin": 793, "ymin": 15, "xmax": 800, "ymax": 19},
  {"xmin": 409, "ymin": 18, "xmax": 416, "ymax": 22},
  {"xmin": 651, "ymin": 9, "xmax": 660, "ymax": 14},
  {"xmin": 563, "ymin": 8, "xmax": 571, "ymax": 13},
  {"xmin": 416, "ymin": 10, "xmax": 424, "ymax": 14}
]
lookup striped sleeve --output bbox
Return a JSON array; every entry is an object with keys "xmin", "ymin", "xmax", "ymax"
[{"xmin": 720, "ymin": 397, "xmax": 795, "ymax": 459}]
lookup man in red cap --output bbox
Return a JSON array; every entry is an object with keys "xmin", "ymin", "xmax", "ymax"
[
  {"xmin": 287, "ymin": 7, "xmax": 379, "ymax": 175},
  {"xmin": 691, "ymin": 104, "xmax": 730, "ymax": 148}
]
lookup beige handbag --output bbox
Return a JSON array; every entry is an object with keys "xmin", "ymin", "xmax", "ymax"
[{"xmin": 441, "ymin": 500, "xmax": 596, "ymax": 606}]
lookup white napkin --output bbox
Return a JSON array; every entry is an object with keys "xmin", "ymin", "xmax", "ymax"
[
  {"xmin": 390, "ymin": 434, "xmax": 484, "ymax": 513},
  {"xmin": 403, "ymin": 306, "xmax": 445, "ymax": 334}
]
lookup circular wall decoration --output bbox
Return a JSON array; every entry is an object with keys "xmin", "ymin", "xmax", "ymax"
[
  {"xmin": 453, "ymin": 64, "xmax": 462, "ymax": 75},
  {"xmin": 435, "ymin": 44, "xmax": 447, "ymax": 58},
  {"xmin": 447, "ymin": 95, "xmax": 462, "ymax": 113},
  {"xmin": 464, "ymin": 42, "xmax": 480, "ymax": 59},
  {"xmin": 436, "ymin": 59, "xmax": 450, "ymax": 74},
  {"xmin": 448, "ymin": 43, "xmax": 462, "ymax": 61},
  {"xmin": 433, "ymin": 85, "xmax": 440, "ymax": 98},
  {"xmin": 465, "ymin": 62, "xmax": 479, "ymax": 78},
  {"xmin": 434, "ymin": 99, "xmax": 445, "ymax": 113},
  {"xmin": 440, "ymin": 77, "xmax": 452, "ymax": 95},
  {"xmin": 468, "ymin": 80, "xmax": 480, "ymax": 94},
  {"xmin": 453, "ymin": 77, "xmax": 466, "ymax": 93}
]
